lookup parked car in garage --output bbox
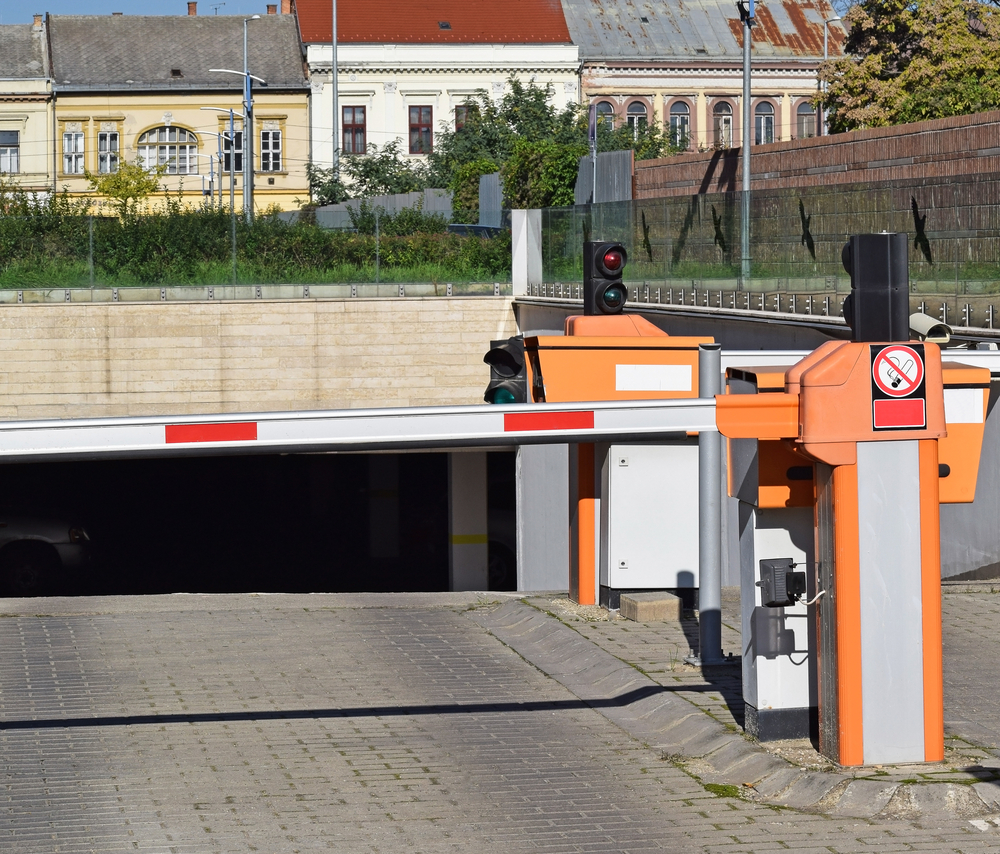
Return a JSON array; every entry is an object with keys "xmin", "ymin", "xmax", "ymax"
[{"xmin": 0, "ymin": 515, "xmax": 92, "ymax": 596}]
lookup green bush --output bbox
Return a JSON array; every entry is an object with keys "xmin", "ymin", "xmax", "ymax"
[{"xmin": 0, "ymin": 203, "xmax": 511, "ymax": 286}]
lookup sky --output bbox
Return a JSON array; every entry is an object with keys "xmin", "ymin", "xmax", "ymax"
[{"xmin": 1, "ymin": 0, "xmax": 270, "ymax": 25}]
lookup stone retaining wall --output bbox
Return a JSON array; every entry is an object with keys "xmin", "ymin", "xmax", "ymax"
[{"xmin": 0, "ymin": 297, "xmax": 516, "ymax": 420}]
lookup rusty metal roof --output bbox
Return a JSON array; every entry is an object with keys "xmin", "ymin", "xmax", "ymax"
[{"xmin": 560, "ymin": 0, "xmax": 845, "ymax": 62}]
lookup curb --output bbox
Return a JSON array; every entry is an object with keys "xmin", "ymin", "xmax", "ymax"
[{"xmin": 469, "ymin": 599, "xmax": 1000, "ymax": 820}]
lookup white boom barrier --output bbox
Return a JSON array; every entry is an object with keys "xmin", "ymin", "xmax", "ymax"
[{"xmin": 0, "ymin": 398, "xmax": 719, "ymax": 463}]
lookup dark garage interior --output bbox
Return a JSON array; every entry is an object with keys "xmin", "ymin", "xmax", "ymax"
[{"xmin": 0, "ymin": 450, "xmax": 516, "ymax": 596}]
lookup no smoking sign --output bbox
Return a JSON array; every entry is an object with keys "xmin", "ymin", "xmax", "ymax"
[{"xmin": 870, "ymin": 344, "xmax": 926, "ymax": 430}]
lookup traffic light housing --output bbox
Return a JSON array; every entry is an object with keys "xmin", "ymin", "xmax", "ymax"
[
  {"xmin": 584, "ymin": 241, "xmax": 628, "ymax": 316},
  {"xmin": 841, "ymin": 233, "xmax": 909, "ymax": 343},
  {"xmin": 484, "ymin": 336, "xmax": 527, "ymax": 404}
]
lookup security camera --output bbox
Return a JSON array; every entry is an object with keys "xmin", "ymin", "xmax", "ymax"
[{"xmin": 909, "ymin": 313, "xmax": 951, "ymax": 345}]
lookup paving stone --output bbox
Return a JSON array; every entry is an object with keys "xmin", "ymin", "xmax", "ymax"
[
  {"xmin": 829, "ymin": 778, "xmax": 900, "ymax": 817},
  {"xmin": 620, "ymin": 592, "xmax": 682, "ymax": 622}
]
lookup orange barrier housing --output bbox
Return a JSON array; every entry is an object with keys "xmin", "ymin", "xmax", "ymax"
[
  {"xmin": 717, "ymin": 340, "xmax": 989, "ymax": 767},
  {"xmin": 528, "ymin": 314, "xmax": 715, "ymax": 605}
]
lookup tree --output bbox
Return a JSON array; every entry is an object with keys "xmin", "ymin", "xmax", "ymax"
[
  {"xmin": 501, "ymin": 138, "xmax": 587, "ymax": 209},
  {"xmin": 821, "ymin": 0, "xmax": 1000, "ymax": 131},
  {"xmin": 85, "ymin": 159, "xmax": 166, "ymax": 219},
  {"xmin": 306, "ymin": 139, "xmax": 429, "ymax": 205}
]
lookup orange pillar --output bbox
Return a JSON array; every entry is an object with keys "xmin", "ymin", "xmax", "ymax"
[{"xmin": 572, "ymin": 443, "xmax": 597, "ymax": 605}]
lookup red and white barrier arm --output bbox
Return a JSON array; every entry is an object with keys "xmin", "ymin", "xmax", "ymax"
[{"xmin": 0, "ymin": 398, "xmax": 718, "ymax": 462}]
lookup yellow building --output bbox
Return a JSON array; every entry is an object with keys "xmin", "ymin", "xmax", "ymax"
[
  {"xmin": 48, "ymin": 10, "xmax": 310, "ymax": 212},
  {"xmin": 0, "ymin": 17, "xmax": 53, "ymax": 196}
]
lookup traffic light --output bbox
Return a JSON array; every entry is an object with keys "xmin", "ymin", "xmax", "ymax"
[
  {"xmin": 484, "ymin": 336, "xmax": 527, "ymax": 404},
  {"xmin": 584, "ymin": 241, "xmax": 628, "ymax": 316},
  {"xmin": 841, "ymin": 233, "xmax": 909, "ymax": 342}
]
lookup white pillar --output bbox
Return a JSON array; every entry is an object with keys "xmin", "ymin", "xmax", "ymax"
[
  {"xmin": 448, "ymin": 451, "xmax": 489, "ymax": 590},
  {"xmin": 511, "ymin": 209, "xmax": 541, "ymax": 296}
]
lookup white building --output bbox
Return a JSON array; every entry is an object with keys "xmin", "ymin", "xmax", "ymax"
[{"xmin": 295, "ymin": 0, "xmax": 580, "ymax": 169}]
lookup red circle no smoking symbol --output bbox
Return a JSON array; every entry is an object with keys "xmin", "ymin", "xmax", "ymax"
[{"xmin": 872, "ymin": 345, "xmax": 924, "ymax": 397}]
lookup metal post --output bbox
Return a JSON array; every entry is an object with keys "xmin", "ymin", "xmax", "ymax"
[
  {"xmin": 243, "ymin": 16, "xmax": 258, "ymax": 221},
  {"xmin": 332, "ymin": 0, "xmax": 339, "ymax": 182},
  {"xmin": 88, "ymin": 215, "xmax": 94, "ymax": 287},
  {"xmin": 822, "ymin": 17, "xmax": 840, "ymax": 136},
  {"xmin": 740, "ymin": 1, "xmax": 753, "ymax": 288},
  {"xmin": 230, "ymin": 110, "xmax": 237, "ymax": 286},
  {"xmin": 691, "ymin": 343, "xmax": 725, "ymax": 666}
]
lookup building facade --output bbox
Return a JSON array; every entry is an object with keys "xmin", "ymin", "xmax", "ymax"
[
  {"xmin": 560, "ymin": 0, "xmax": 845, "ymax": 150},
  {"xmin": 295, "ymin": 0, "xmax": 580, "ymax": 171},
  {"xmin": 46, "ymin": 10, "xmax": 309, "ymax": 212}
]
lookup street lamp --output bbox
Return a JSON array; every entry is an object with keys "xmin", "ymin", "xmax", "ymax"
[
  {"xmin": 737, "ymin": 0, "xmax": 755, "ymax": 290},
  {"xmin": 822, "ymin": 16, "xmax": 841, "ymax": 136},
  {"xmin": 332, "ymin": 0, "xmax": 339, "ymax": 183},
  {"xmin": 210, "ymin": 14, "xmax": 263, "ymax": 220}
]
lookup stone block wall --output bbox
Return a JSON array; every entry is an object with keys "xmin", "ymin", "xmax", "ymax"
[{"xmin": 0, "ymin": 297, "xmax": 517, "ymax": 420}]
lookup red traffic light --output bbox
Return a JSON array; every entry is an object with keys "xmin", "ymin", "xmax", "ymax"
[{"xmin": 602, "ymin": 249, "xmax": 624, "ymax": 272}]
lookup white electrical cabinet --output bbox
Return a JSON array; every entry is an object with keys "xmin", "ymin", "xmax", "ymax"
[{"xmin": 599, "ymin": 443, "xmax": 699, "ymax": 603}]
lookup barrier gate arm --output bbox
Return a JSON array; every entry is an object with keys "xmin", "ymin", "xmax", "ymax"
[{"xmin": 0, "ymin": 398, "xmax": 720, "ymax": 462}]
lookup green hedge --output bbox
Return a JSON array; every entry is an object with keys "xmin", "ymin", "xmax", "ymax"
[{"xmin": 0, "ymin": 207, "xmax": 512, "ymax": 287}]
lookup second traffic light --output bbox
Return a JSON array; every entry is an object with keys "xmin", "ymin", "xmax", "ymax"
[
  {"xmin": 483, "ymin": 336, "xmax": 527, "ymax": 404},
  {"xmin": 841, "ymin": 233, "xmax": 909, "ymax": 343},
  {"xmin": 584, "ymin": 241, "xmax": 628, "ymax": 315}
]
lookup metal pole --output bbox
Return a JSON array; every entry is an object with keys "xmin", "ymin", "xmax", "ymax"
[
  {"xmin": 695, "ymin": 343, "xmax": 725, "ymax": 666},
  {"xmin": 88, "ymin": 215, "xmax": 94, "ymax": 287},
  {"xmin": 822, "ymin": 18, "xmax": 840, "ymax": 136},
  {"xmin": 332, "ymin": 0, "xmax": 339, "ymax": 181},
  {"xmin": 243, "ymin": 17, "xmax": 257, "ymax": 221},
  {"xmin": 740, "ymin": 4, "xmax": 752, "ymax": 288},
  {"xmin": 230, "ymin": 110, "xmax": 237, "ymax": 286}
]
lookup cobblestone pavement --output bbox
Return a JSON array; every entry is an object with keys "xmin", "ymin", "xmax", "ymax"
[{"xmin": 0, "ymin": 592, "xmax": 999, "ymax": 853}]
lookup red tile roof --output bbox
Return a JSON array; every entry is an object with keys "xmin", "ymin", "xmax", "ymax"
[{"xmin": 296, "ymin": 0, "xmax": 571, "ymax": 44}]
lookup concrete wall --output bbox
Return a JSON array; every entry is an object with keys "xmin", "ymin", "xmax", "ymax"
[{"xmin": 0, "ymin": 297, "xmax": 516, "ymax": 420}]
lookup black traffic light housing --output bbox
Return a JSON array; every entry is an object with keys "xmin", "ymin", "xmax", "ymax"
[
  {"xmin": 484, "ymin": 336, "xmax": 527, "ymax": 404},
  {"xmin": 584, "ymin": 240, "xmax": 628, "ymax": 315},
  {"xmin": 841, "ymin": 233, "xmax": 910, "ymax": 343}
]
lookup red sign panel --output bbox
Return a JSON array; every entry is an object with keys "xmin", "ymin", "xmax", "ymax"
[
  {"xmin": 503, "ymin": 410, "xmax": 594, "ymax": 433},
  {"xmin": 872, "ymin": 398, "xmax": 926, "ymax": 430},
  {"xmin": 165, "ymin": 422, "xmax": 259, "ymax": 444}
]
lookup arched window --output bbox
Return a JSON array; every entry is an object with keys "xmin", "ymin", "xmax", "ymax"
[
  {"xmin": 713, "ymin": 102, "xmax": 733, "ymax": 149},
  {"xmin": 136, "ymin": 126, "xmax": 199, "ymax": 174},
  {"xmin": 668, "ymin": 101, "xmax": 690, "ymax": 150},
  {"xmin": 797, "ymin": 102, "xmax": 817, "ymax": 139},
  {"xmin": 755, "ymin": 101, "xmax": 775, "ymax": 145},
  {"xmin": 626, "ymin": 101, "xmax": 647, "ymax": 138},
  {"xmin": 595, "ymin": 100, "xmax": 616, "ymax": 129}
]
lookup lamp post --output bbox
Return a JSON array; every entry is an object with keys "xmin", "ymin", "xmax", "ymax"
[
  {"xmin": 243, "ymin": 15, "xmax": 260, "ymax": 220},
  {"xmin": 738, "ymin": 0, "xmax": 754, "ymax": 288},
  {"xmin": 822, "ymin": 16, "xmax": 841, "ymax": 136},
  {"xmin": 209, "ymin": 16, "xmax": 263, "ymax": 221},
  {"xmin": 331, "ymin": 0, "xmax": 339, "ymax": 183}
]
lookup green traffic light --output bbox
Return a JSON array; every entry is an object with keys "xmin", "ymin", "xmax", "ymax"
[{"xmin": 490, "ymin": 388, "xmax": 518, "ymax": 405}]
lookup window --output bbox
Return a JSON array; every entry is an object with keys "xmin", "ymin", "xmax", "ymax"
[
  {"xmin": 0, "ymin": 131, "xmax": 18, "ymax": 174},
  {"xmin": 626, "ymin": 102, "xmax": 647, "ymax": 139},
  {"xmin": 260, "ymin": 130, "xmax": 281, "ymax": 172},
  {"xmin": 63, "ymin": 131, "xmax": 84, "ymax": 174},
  {"xmin": 595, "ymin": 100, "xmax": 615, "ymax": 129},
  {"xmin": 668, "ymin": 101, "xmax": 690, "ymax": 150},
  {"xmin": 713, "ymin": 102, "xmax": 733, "ymax": 149},
  {"xmin": 797, "ymin": 102, "xmax": 817, "ymax": 139},
  {"xmin": 343, "ymin": 106, "xmax": 366, "ymax": 154},
  {"xmin": 755, "ymin": 101, "xmax": 775, "ymax": 145},
  {"xmin": 137, "ymin": 126, "xmax": 199, "ymax": 174},
  {"xmin": 409, "ymin": 106, "xmax": 432, "ymax": 154},
  {"xmin": 455, "ymin": 104, "xmax": 477, "ymax": 132},
  {"xmin": 223, "ymin": 130, "xmax": 243, "ymax": 173},
  {"xmin": 98, "ymin": 131, "xmax": 119, "ymax": 174}
]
